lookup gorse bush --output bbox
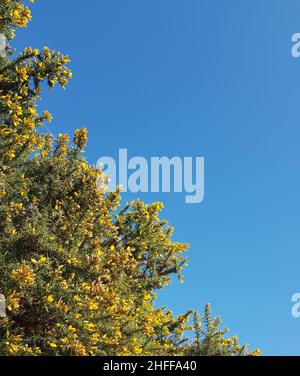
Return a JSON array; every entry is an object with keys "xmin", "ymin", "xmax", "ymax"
[{"xmin": 0, "ymin": 0, "xmax": 260, "ymax": 356}]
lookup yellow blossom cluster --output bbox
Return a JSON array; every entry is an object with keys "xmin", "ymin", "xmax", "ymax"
[
  {"xmin": 0, "ymin": 1, "xmax": 35, "ymax": 40},
  {"xmin": 0, "ymin": 44, "xmax": 71, "ymax": 162},
  {"xmin": 10, "ymin": 263, "xmax": 35, "ymax": 286},
  {"xmin": 10, "ymin": 3, "xmax": 31, "ymax": 28},
  {"xmin": 73, "ymin": 128, "xmax": 88, "ymax": 150}
]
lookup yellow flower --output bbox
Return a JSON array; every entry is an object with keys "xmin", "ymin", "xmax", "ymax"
[
  {"xmin": 73, "ymin": 295, "xmax": 81, "ymax": 302},
  {"xmin": 31, "ymin": 256, "xmax": 46, "ymax": 265},
  {"xmin": 87, "ymin": 302, "xmax": 98, "ymax": 311},
  {"xmin": 41, "ymin": 150, "xmax": 48, "ymax": 158},
  {"xmin": 251, "ymin": 349, "xmax": 261, "ymax": 356},
  {"xmin": 73, "ymin": 128, "xmax": 88, "ymax": 149},
  {"xmin": 133, "ymin": 345, "xmax": 143, "ymax": 354},
  {"xmin": 11, "ymin": 228, "xmax": 17, "ymax": 236},
  {"xmin": 46, "ymin": 295, "xmax": 54, "ymax": 304},
  {"xmin": 68, "ymin": 325, "xmax": 77, "ymax": 333},
  {"xmin": 85, "ymin": 323, "xmax": 95, "ymax": 332},
  {"xmin": 42, "ymin": 110, "xmax": 53, "ymax": 122}
]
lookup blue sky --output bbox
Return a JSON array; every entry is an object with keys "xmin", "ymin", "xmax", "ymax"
[{"xmin": 14, "ymin": 0, "xmax": 300, "ymax": 354}]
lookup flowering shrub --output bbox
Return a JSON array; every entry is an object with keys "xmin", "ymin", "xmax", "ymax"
[{"xmin": 0, "ymin": 1, "xmax": 260, "ymax": 356}]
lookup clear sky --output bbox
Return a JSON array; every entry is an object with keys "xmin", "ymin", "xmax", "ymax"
[{"xmin": 14, "ymin": 0, "xmax": 300, "ymax": 355}]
